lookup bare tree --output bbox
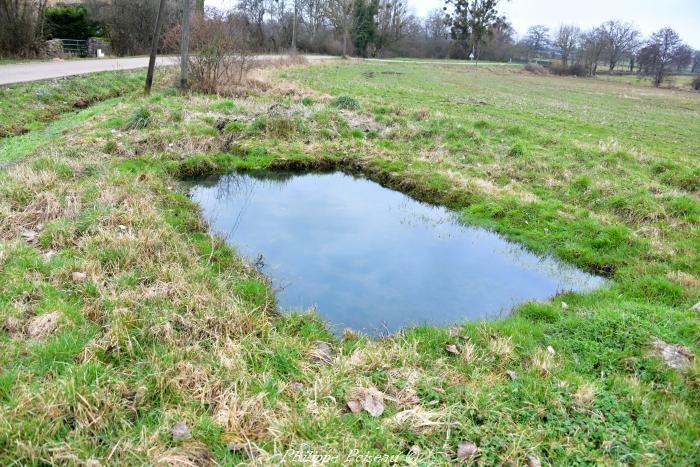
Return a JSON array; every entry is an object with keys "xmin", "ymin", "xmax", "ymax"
[
  {"xmin": 422, "ymin": 8, "xmax": 450, "ymax": 57},
  {"xmin": 92, "ymin": 0, "xmax": 179, "ymax": 56},
  {"xmin": 600, "ymin": 20, "xmax": 640, "ymax": 71},
  {"xmin": 581, "ymin": 27, "xmax": 607, "ymax": 75},
  {"xmin": 375, "ymin": 0, "xmax": 409, "ymax": 54},
  {"xmin": 673, "ymin": 44, "xmax": 693, "ymax": 71},
  {"xmin": 326, "ymin": 0, "xmax": 354, "ymax": 55},
  {"xmin": 238, "ymin": 0, "xmax": 267, "ymax": 47},
  {"xmin": 524, "ymin": 24, "xmax": 549, "ymax": 61},
  {"xmin": 301, "ymin": 0, "xmax": 326, "ymax": 46},
  {"xmin": 0, "ymin": 0, "xmax": 48, "ymax": 57},
  {"xmin": 637, "ymin": 27, "xmax": 688, "ymax": 87},
  {"xmin": 693, "ymin": 50, "xmax": 700, "ymax": 73},
  {"xmin": 554, "ymin": 24, "xmax": 579, "ymax": 66},
  {"xmin": 479, "ymin": 20, "xmax": 515, "ymax": 61}
]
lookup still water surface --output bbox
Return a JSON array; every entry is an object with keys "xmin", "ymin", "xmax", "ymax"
[{"xmin": 189, "ymin": 171, "xmax": 604, "ymax": 335}]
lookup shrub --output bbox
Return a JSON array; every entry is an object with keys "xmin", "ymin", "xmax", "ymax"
[
  {"xmin": 568, "ymin": 63, "xmax": 588, "ymax": 77},
  {"xmin": 692, "ymin": 76, "xmax": 700, "ymax": 91},
  {"xmin": 251, "ymin": 106, "xmax": 308, "ymax": 139},
  {"xmin": 163, "ymin": 10, "xmax": 252, "ymax": 94},
  {"xmin": 44, "ymin": 5, "xmax": 100, "ymax": 40},
  {"xmin": 126, "ymin": 107, "xmax": 151, "ymax": 130},
  {"xmin": 549, "ymin": 63, "xmax": 588, "ymax": 77},
  {"xmin": 508, "ymin": 142, "xmax": 526, "ymax": 157},
  {"xmin": 523, "ymin": 63, "xmax": 546, "ymax": 75},
  {"xmin": 331, "ymin": 95, "xmax": 360, "ymax": 110}
]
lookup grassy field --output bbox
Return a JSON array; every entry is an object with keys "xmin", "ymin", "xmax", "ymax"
[
  {"xmin": 0, "ymin": 61, "xmax": 698, "ymax": 465},
  {"xmin": 596, "ymin": 72, "xmax": 698, "ymax": 89}
]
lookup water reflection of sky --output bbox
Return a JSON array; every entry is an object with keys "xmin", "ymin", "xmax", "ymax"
[{"xmin": 190, "ymin": 171, "xmax": 605, "ymax": 335}]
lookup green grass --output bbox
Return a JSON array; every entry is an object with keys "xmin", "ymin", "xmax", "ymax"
[
  {"xmin": 597, "ymin": 72, "xmax": 699, "ymax": 90},
  {"xmin": 0, "ymin": 69, "xmax": 144, "ymax": 138},
  {"xmin": 0, "ymin": 62, "xmax": 698, "ymax": 464}
]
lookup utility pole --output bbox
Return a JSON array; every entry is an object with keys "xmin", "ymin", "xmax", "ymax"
[
  {"xmin": 290, "ymin": 0, "xmax": 297, "ymax": 53},
  {"xmin": 145, "ymin": 0, "xmax": 168, "ymax": 95},
  {"xmin": 180, "ymin": 0, "xmax": 191, "ymax": 89}
]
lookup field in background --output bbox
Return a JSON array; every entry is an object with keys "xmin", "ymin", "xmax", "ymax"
[
  {"xmin": 0, "ymin": 61, "xmax": 698, "ymax": 464},
  {"xmin": 597, "ymin": 72, "xmax": 697, "ymax": 89}
]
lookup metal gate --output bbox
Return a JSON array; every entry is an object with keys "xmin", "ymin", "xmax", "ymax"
[{"xmin": 59, "ymin": 39, "xmax": 88, "ymax": 57}]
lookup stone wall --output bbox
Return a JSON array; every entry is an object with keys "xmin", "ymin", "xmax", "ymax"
[{"xmin": 87, "ymin": 38, "xmax": 112, "ymax": 57}]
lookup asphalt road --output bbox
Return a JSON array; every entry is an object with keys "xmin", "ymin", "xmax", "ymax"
[{"xmin": 0, "ymin": 55, "xmax": 335, "ymax": 85}]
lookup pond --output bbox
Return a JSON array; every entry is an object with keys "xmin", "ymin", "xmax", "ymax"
[{"xmin": 189, "ymin": 171, "xmax": 604, "ymax": 335}]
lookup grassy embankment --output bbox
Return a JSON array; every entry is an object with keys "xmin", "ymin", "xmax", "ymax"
[
  {"xmin": 0, "ymin": 61, "xmax": 698, "ymax": 464},
  {"xmin": 0, "ymin": 70, "xmax": 145, "ymax": 138}
]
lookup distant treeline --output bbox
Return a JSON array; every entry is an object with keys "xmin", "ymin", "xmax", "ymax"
[{"xmin": 2, "ymin": 0, "xmax": 698, "ymax": 84}]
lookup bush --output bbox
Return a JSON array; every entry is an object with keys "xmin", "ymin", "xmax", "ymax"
[
  {"xmin": 508, "ymin": 142, "xmax": 526, "ymax": 157},
  {"xmin": 568, "ymin": 63, "xmax": 588, "ymax": 77},
  {"xmin": 523, "ymin": 63, "xmax": 546, "ymax": 75},
  {"xmin": 44, "ymin": 5, "xmax": 100, "ymax": 40},
  {"xmin": 126, "ymin": 107, "xmax": 152, "ymax": 130},
  {"xmin": 331, "ymin": 95, "xmax": 360, "ymax": 110},
  {"xmin": 549, "ymin": 63, "xmax": 588, "ymax": 77},
  {"xmin": 163, "ymin": 10, "xmax": 252, "ymax": 94},
  {"xmin": 692, "ymin": 76, "xmax": 700, "ymax": 91}
]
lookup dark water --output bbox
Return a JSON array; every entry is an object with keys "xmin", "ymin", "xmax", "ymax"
[{"xmin": 189, "ymin": 171, "xmax": 604, "ymax": 335}]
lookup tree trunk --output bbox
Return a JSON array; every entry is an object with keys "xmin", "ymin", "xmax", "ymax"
[
  {"xmin": 180, "ymin": 0, "xmax": 190, "ymax": 90},
  {"xmin": 291, "ymin": 1, "xmax": 297, "ymax": 52},
  {"xmin": 145, "ymin": 0, "xmax": 167, "ymax": 95}
]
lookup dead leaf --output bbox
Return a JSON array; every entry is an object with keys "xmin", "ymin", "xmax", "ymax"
[
  {"xmin": 227, "ymin": 442, "xmax": 260, "ymax": 458},
  {"xmin": 546, "ymin": 346, "xmax": 556, "ymax": 355},
  {"xmin": 213, "ymin": 407, "xmax": 230, "ymax": 427},
  {"xmin": 157, "ymin": 442, "xmax": 214, "ymax": 466},
  {"xmin": 449, "ymin": 327, "xmax": 469, "ymax": 341},
  {"xmin": 391, "ymin": 407, "xmax": 443, "ymax": 430},
  {"xmin": 310, "ymin": 341, "xmax": 334, "ymax": 364},
  {"xmin": 348, "ymin": 349, "xmax": 364, "ymax": 365},
  {"xmin": 361, "ymin": 388, "xmax": 385, "ymax": 417},
  {"xmin": 20, "ymin": 229, "xmax": 38, "ymax": 244},
  {"xmin": 347, "ymin": 399, "xmax": 362, "ymax": 414},
  {"xmin": 347, "ymin": 388, "xmax": 385, "ymax": 417},
  {"xmin": 445, "ymin": 344, "xmax": 459, "ymax": 355},
  {"xmin": 526, "ymin": 454, "xmax": 541, "ymax": 467},
  {"xmin": 573, "ymin": 383, "xmax": 596, "ymax": 405},
  {"xmin": 3, "ymin": 317, "xmax": 21, "ymax": 335},
  {"xmin": 289, "ymin": 382, "xmax": 304, "ymax": 392},
  {"xmin": 506, "ymin": 370, "xmax": 518, "ymax": 380},
  {"xmin": 42, "ymin": 250, "xmax": 57, "ymax": 261},
  {"xmin": 457, "ymin": 440, "xmax": 478, "ymax": 459},
  {"xmin": 131, "ymin": 386, "xmax": 147, "ymax": 407},
  {"xmin": 72, "ymin": 271, "xmax": 87, "ymax": 283},
  {"xmin": 171, "ymin": 421, "xmax": 191, "ymax": 441},
  {"xmin": 26, "ymin": 312, "xmax": 60, "ymax": 339}
]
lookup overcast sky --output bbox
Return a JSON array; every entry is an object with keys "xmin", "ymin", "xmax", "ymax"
[{"xmin": 207, "ymin": 0, "xmax": 700, "ymax": 48}]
